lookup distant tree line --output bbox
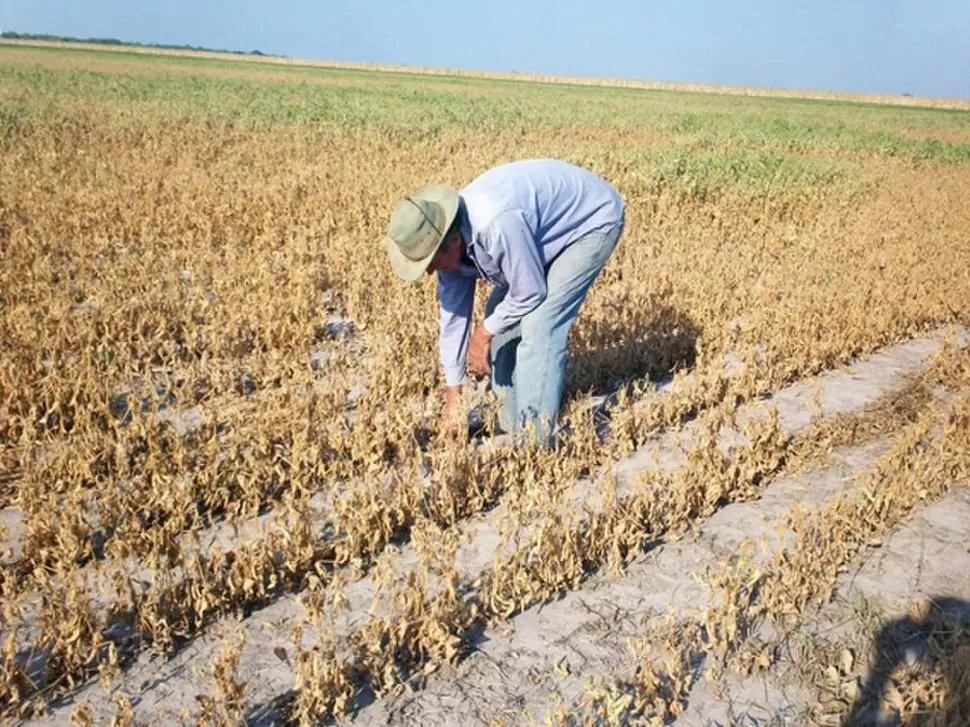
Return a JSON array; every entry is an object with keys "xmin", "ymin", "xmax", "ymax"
[{"xmin": 0, "ymin": 31, "xmax": 272, "ymax": 57}]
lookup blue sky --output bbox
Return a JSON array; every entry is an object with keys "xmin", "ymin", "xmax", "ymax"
[{"xmin": 2, "ymin": 0, "xmax": 968, "ymax": 99}]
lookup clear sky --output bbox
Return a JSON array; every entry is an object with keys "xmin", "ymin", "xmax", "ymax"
[{"xmin": 2, "ymin": 0, "xmax": 969, "ymax": 99}]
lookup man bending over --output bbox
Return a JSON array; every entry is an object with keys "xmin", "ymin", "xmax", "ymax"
[{"xmin": 385, "ymin": 159, "xmax": 625, "ymax": 448}]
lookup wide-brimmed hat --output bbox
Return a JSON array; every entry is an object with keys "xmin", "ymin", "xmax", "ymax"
[{"xmin": 385, "ymin": 184, "xmax": 459, "ymax": 281}]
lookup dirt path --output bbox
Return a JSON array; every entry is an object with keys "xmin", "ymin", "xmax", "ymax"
[
  {"xmin": 23, "ymin": 326, "xmax": 968, "ymax": 725},
  {"xmin": 352, "ymin": 442, "xmax": 891, "ymax": 726}
]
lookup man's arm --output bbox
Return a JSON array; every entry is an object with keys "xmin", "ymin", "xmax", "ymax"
[
  {"xmin": 438, "ymin": 272, "xmax": 475, "ymax": 435},
  {"xmin": 438, "ymin": 271, "xmax": 476, "ymax": 387},
  {"xmin": 482, "ymin": 211, "xmax": 547, "ymax": 336}
]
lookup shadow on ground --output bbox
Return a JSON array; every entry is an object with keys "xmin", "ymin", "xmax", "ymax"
[
  {"xmin": 565, "ymin": 304, "xmax": 700, "ymax": 398},
  {"xmin": 464, "ymin": 305, "xmax": 700, "ymax": 442},
  {"xmin": 845, "ymin": 596, "xmax": 970, "ymax": 726}
]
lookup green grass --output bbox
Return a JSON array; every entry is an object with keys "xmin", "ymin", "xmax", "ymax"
[
  {"xmin": 2, "ymin": 43, "xmax": 969, "ymax": 163},
  {"xmin": 643, "ymin": 150, "xmax": 851, "ymax": 201}
]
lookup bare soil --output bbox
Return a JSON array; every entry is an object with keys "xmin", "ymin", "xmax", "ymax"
[{"xmin": 18, "ymin": 326, "xmax": 970, "ymax": 726}]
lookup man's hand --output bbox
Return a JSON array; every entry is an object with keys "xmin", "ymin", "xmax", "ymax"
[
  {"xmin": 440, "ymin": 386, "xmax": 465, "ymax": 439},
  {"xmin": 467, "ymin": 325, "xmax": 493, "ymax": 377}
]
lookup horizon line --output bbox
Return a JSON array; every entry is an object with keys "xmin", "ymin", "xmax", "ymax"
[{"xmin": 2, "ymin": 36, "xmax": 968, "ymax": 112}]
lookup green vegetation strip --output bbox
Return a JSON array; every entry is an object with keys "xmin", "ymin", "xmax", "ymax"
[{"xmin": 1, "ymin": 48, "xmax": 968, "ymax": 162}]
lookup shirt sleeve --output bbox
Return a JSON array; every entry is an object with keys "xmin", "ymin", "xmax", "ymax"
[
  {"xmin": 482, "ymin": 211, "xmax": 548, "ymax": 336},
  {"xmin": 438, "ymin": 271, "xmax": 476, "ymax": 387}
]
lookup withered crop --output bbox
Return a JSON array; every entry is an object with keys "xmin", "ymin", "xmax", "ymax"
[{"xmin": 1, "ymin": 42, "xmax": 969, "ymax": 722}]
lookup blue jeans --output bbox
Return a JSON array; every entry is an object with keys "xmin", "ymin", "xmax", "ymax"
[{"xmin": 486, "ymin": 222, "xmax": 624, "ymax": 447}]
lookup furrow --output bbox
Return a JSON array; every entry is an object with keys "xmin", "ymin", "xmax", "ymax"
[{"xmin": 24, "ymin": 327, "xmax": 964, "ymax": 725}]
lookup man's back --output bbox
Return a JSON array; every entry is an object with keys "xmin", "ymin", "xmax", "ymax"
[{"xmin": 461, "ymin": 159, "xmax": 624, "ymax": 267}]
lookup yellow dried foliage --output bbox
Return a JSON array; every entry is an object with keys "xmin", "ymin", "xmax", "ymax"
[{"xmin": 1, "ymin": 47, "xmax": 970, "ymax": 720}]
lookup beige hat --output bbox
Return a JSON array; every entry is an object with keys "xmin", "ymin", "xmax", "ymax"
[{"xmin": 385, "ymin": 184, "xmax": 459, "ymax": 281}]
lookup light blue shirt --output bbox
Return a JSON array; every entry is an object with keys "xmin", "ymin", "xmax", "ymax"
[{"xmin": 438, "ymin": 159, "xmax": 624, "ymax": 387}]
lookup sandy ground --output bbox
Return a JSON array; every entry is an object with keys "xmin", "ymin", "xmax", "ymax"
[{"xmin": 13, "ymin": 325, "xmax": 970, "ymax": 726}]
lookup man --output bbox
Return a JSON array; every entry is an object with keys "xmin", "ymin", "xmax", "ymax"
[{"xmin": 385, "ymin": 159, "xmax": 625, "ymax": 447}]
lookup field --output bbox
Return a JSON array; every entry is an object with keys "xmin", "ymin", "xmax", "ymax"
[{"xmin": 2, "ymin": 42, "xmax": 970, "ymax": 726}]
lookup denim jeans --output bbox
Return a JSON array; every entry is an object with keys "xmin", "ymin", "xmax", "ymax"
[{"xmin": 486, "ymin": 222, "xmax": 624, "ymax": 447}]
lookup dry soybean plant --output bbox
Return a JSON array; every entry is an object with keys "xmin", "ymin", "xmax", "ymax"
[{"xmin": 2, "ymin": 46, "xmax": 970, "ymax": 721}]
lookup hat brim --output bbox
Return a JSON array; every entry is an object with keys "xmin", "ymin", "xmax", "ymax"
[{"xmin": 385, "ymin": 184, "xmax": 460, "ymax": 282}]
